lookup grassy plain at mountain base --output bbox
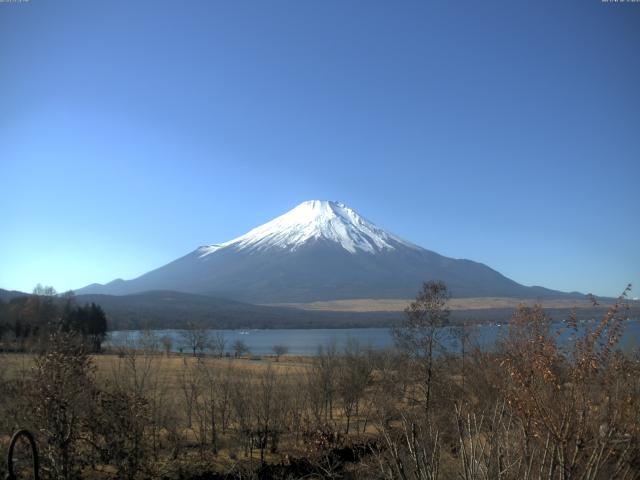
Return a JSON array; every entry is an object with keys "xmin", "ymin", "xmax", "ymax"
[{"xmin": 269, "ymin": 296, "xmax": 621, "ymax": 312}]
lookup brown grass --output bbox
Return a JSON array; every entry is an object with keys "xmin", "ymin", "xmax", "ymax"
[
  {"xmin": 266, "ymin": 296, "xmax": 616, "ymax": 312},
  {"xmin": 1, "ymin": 351, "xmax": 312, "ymax": 387}
]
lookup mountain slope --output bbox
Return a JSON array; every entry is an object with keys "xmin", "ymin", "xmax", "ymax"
[
  {"xmin": 198, "ymin": 200, "xmax": 418, "ymax": 256},
  {"xmin": 76, "ymin": 290, "xmax": 628, "ymax": 331},
  {"xmin": 0, "ymin": 288, "xmax": 29, "ymax": 302},
  {"xmin": 75, "ymin": 290, "xmax": 402, "ymax": 330},
  {"xmin": 77, "ymin": 200, "xmax": 576, "ymax": 303}
]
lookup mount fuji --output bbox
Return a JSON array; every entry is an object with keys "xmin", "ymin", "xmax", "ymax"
[{"xmin": 77, "ymin": 200, "xmax": 572, "ymax": 303}]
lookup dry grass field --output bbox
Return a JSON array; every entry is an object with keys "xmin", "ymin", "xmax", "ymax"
[
  {"xmin": 1, "ymin": 351, "xmax": 313, "ymax": 387},
  {"xmin": 269, "ymin": 296, "xmax": 615, "ymax": 312},
  {"xmin": 1, "ymin": 349, "xmax": 372, "ymax": 478}
]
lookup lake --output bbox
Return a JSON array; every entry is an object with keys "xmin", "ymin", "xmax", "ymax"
[{"xmin": 107, "ymin": 318, "xmax": 640, "ymax": 356}]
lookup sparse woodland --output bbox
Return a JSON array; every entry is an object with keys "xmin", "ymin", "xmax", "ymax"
[{"xmin": 0, "ymin": 282, "xmax": 638, "ymax": 479}]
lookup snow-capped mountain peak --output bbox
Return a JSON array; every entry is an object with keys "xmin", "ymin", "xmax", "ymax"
[
  {"xmin": 76, "ymin": 200, "xmax": 573, "ymax": 302},
  {"xmin": 198, "ymin": 200, "xmax": 417, "ymax": 256}
]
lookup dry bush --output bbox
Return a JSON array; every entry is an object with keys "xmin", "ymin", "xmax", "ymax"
[
  {"xmin": 29, "ymin": 331, "xmax": 96, "ymax": 480},
  {"xmin": 375, "ymin": 284, "xmax": 640, "ymax": 480},
  {"xmin": 376, "ymin": 412, "xmax": 441, "ymax": 480},
  {"xmin": 496, "ymin": 286, "xmax": 639, "ymax": 479},
  {"xmin": 86, "ymin": 388, "xmax": 151, "ymax": 479}
]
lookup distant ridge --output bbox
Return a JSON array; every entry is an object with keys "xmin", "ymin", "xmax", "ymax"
[
  {"xmin": 0, "ymin": 288, "xmax": 28, "ymax": 302},
  {"xmin": 75, "ymin": 290, "xmax": 402, "ymax": 330},
  {"xmin": 75, "ymin": 290, "xmax": 630, "ymax": 331},
  {"xmin": 77, "ymin": 200, "xmax": 582, "ymax": 303},
  {"xmin": 3, "ymin": 288, "xmax": 634, "ymax": 330}
]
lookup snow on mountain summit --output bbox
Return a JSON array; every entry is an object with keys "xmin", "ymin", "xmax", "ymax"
[
  {"xmin": 198, "ymin": 200, "xmax": 417, "ymax": 256},
  {"xmin": 76, "ymin": 200, "xmax": 574, "ymax": 302}
]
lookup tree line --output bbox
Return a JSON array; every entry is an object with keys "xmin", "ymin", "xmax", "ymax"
[{"xmin": 0, "ymin": 285, "xmax": 107, "ymax": 352}]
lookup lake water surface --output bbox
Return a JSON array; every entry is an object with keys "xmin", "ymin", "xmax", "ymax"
[{"xmin": 108, "ymin": 319, "xmax": 640, "ymax": 356}]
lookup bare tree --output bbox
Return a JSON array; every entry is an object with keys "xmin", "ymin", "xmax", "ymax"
[
  {"xmin": 110, "ymin": 334, "xmax": 157, "ymax": 397},
  {"xmin": 181, "ymin": 322, "xmax": 210, "ymax": 357},
  {"xmin": 217, "ymin": 363, "xmax": 235, "ymax": 434},
  {"xmin": 178, "ymin": 357, "xmax": 200, "ymax": 429},
  {"xmin": 209, "ymin": 331, "xmax": 227, "ymax": 358},
  {"xmin": 232, "ymin": 339, "xmax": 249, "ymax": 358},
  {"xmin": 160, "ymin": 335, "xmax": 173, "ymax": 356},
  {"xmin": 32, "ymin": 283, "xmax": 57, "ymax": 296},
  {"xmin": 337, "ymin": 339, "xmax": 373, "ymax": 434},
  {"xmin": 393, "ymin": 281, "xmax": 450, "ymax": 418},
  {"xmin": 230, "ymin": 375, "xmax": 254, "ymax": 458},
  {"xmin": 196, "ymin": 359, "xmax": 225, "ymax": 454},
  {"xmin": 377, "ymin": 413, "xmax": 441, "ymax": 480},
  {"xmin": 253, "ymin": 365, "xmax": 282, "ymax": 462},
  {"xmin": 272, "ymin": 344, "xmax": 288, "ymax": 361},
  {"xmin": 138, "ymin": 328, "xmax": 159, "ymax": 353},
  {"xmin": 314, "ymin": 340, "xmax": 339, "ymax": 425}
]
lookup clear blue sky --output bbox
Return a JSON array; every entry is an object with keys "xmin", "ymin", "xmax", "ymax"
[{"xmin": 1, "ymin": 0, "xmax": 638, "ymax": 298}]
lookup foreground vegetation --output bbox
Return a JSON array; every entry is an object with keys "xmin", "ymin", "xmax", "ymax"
[{"xmin": 0, "ymin": 283, "xmax": 638, "ymax": 479}]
